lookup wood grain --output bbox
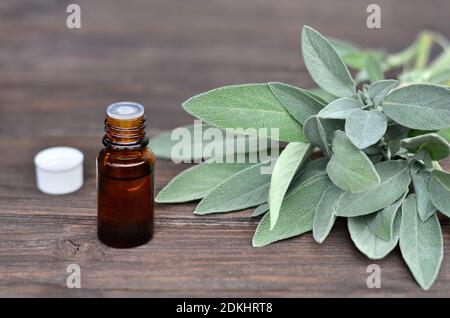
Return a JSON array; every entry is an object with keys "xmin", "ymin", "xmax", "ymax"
[{"xmin": 0, "ymin": 0, "xmax": 450, "ymax": 297}]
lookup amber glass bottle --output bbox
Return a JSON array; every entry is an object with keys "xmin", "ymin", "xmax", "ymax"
[{"xmin": 97, "ymin": 102, "xmax": 155, "ymax": 248}]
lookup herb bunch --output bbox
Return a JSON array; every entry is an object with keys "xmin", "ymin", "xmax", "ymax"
[{"xmin": 152, "ymin": 26, "xmax": 450, "ymax": 290}]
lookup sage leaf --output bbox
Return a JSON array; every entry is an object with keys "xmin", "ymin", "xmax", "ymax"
[
  {"xmin": 268, "ymin": 82, "xmax": 326, "ymax": 124},
  {"xmin": 345, "ymin": 109, "xmax": 387, "ymax": 149},
  {"xmin": 303, "ymin": 116, "xmax": 331, "ymax": 156},
  {"xmin": 336, "ymin": 160, "xmax": 411, "ymax": 217},
  {"xmin": 309, "ymin": 88, "xmax": 338, "ymax": 103},
  {"xmin": 301, "ymin": 26, "xmax": 355, "ymax": 97},
  {"xmin": 326, "ymin": 131, "xmax": 380, "ymax": 193},
  {"xmin": 313, "ymin": 184, "xmax": 342, "ymax": 243},
  {"xmin": 269, "ymin": 142, "xmax": 313, "ymax": 229},
  {"xmin": 429, "ymin": 170, "xmax": 450, "ymax": 217},
  {"xmin": 253, "ymin": 174, "xmax": 331, "ymax": 247},
  {"xmin": 367, "ymin": 80, "xmax": 398, "ymax": 106},
  {"xmin": 410, "ymin": 165, "xmax": 436, "ymax": 221},
  {"xmin": 182, "ymin": 83, "xmax": 305, "ymax": 142},
  {"xmin": 348, "ymin": 210, "xmax": 400, "ymax": 260},
  {"xmin": 149, "ymin": 125, "xmax": 267, "ymax": 161},
  {"xmin": 401, "ymin": 133, "xmax": 450, "ymax": 161},
  {"xmin": 289, "ymin": 158, "xmax": 328, "ymax": 190},
  {"xmin": 317, "ymin": 97, "xmax": 361, "ymax": 119},
  {"xmin": 156, "ymin": 162, "xmax": 252, "ymax": 203},
  {"xmin": 251, "ymin": 203, "xmax": 269, "ymax": 217},
  {"xmin": 383, "ymin": 84, "xmax": 450, "ymax": 130},
  {"xmin": 195, "ymin": 161, "xmax": 271, "ymax": 214},
  {"xmin": 365, "ymin": 52, "xmax": 384, "ymax": 82},
  {"xmin": 365, "ymin": 192, "xmax": 407, "ymax": 241},
  {"xmin": 400, "ymin": 195, "xmax": 443, "ymax": 290}
]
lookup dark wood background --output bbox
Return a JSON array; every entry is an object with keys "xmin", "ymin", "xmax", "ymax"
[{"xmin": 1, "ymin": 0, "xmax": 449, "ymax": 297}]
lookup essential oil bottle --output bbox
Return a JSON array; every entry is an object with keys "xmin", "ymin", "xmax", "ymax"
[{"xmin": 97, "ymin": 102, "xmax": 155, "ymax": 248}]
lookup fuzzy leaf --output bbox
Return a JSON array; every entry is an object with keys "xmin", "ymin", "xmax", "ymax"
[
  {"xmin": 383, "ymin": 84, "xmax": 450, "ymax": 130},
  {"xmin": 400, "ymin": 195, "xmax": 443, "ymax": 290},
  {"xmin": 303, "ymin": 116, "xmax": 331, "ymax": 156},
  {"xmin": 149, "ymin": 125, "xmax": 268, "ymax": 161},
  {"xmin": 253, "ymin": 175, "xmax": 331, "ymax": 247},
  {"xmin": 269, "ymin": 142, "xmax": 313, "ymax": 229},
  {"xmin": 401, "ymin": 133, "xmax": 450, "ymax": 161},
  {"xmin": 411, "ymin": 164, "xmax": 436, "ymax": 221},
  {"xmin": 195, "ymin": 161, "xmax": 271, "ymax": 214},
  {"xmin": 367, "ymin": 80, "xmax": 398, "ymax": 106},
  {"xmin": 345, "ymin": 109, "xmax": 387, "ymax": 149},
  {"xmin": 348, "ymin": 211, "xmax": 400, "ymax": 260},
  {"xmin": 313, "ymin": 184, "xmax": 342, "ymax": 243},
  {"xmin": 309, "ymin": 88, "xmax": 338, "ymax": 103},
  {"xmin": 365, "ymin": 192, "xmax": 407, "ymax": 241},
  {"xmin": 336, "ymin": 160, "xmax": 411, "ymax": 217},
  {"xmin": 251, "ymin": 203, "xmax": 269, "ymax": 217},
  {"xmin": 268, "ymin": 82, "xmax": 326, "ymax": 124},
  {"xmin": 289, "ymin": 158, "xmax": 328, "ymax": 190},
  {"xmin": 317, "ymin": 97, "xmax": 361, "ymax": 119},
  {"xmin": 326, "ymin": 131, "xmax": 380, "ymax": 193},
  {"xmin": 302, "ymin": 26, "xmax": 355, "ymax": 97},
  {"xmin": 156, "ymin": 162, "xmax": 252, "ymax": 203},
  {"xmin": 429, "ymin": 170, "xmax": 450, "ymax": 217},
  {"xmin": 182, "ymin": 84, "xmax": 305, "ymax": 142}
]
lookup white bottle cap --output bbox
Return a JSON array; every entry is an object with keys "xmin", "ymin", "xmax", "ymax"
[
  {"xmin": 106, "ymin": 101, "xmax": 144, "ymax": 120},
  {"xmin": 34, "ymin": 147, "xmax": 84, "ymax": 195}
]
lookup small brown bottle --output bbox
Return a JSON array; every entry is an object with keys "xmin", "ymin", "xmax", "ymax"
[{"xmin": 97, "ymin": 102, "xmax": 155, "ymax": 248}]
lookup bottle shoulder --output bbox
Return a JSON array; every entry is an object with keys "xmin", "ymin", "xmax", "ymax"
[{"xmin": 98, "ymin": 147, "xmax": 155, "ymax": 163}]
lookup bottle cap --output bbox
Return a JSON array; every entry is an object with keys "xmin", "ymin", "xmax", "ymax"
[
  {"xmin": 106, "ymin": 101, "xmax": 144, "ymax": 120},
  {"xmin": 34, "ymin": 147, "xmax": 84, "ymax": 195}
]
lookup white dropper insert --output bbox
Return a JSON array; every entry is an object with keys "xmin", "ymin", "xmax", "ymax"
[
  {"xmin": 106, "ymin": 101, "xmax": 144, "ymax": 120},
  {"xmin": 34, "ymin": 147, "xmax": 84, "ymax": 195}
]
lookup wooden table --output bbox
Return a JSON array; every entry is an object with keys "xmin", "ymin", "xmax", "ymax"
[{"xmin": 1, "ymin": 0, "xmax": 449, "ymax": 297}]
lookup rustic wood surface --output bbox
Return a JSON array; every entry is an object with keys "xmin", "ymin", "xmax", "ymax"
[{"xmin": 1, "ymin": 0, "xmax": 449, "ymax": 297}]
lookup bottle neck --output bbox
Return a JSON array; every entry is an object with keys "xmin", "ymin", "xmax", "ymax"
[{"xmin": 103, "ymin": 114, "xmax": 149, "ymax": 150}]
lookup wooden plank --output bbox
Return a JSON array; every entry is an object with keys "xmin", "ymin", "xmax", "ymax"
[{"xmin": 0, "ymin": 215, "xmax": 449, "ymax": 297}]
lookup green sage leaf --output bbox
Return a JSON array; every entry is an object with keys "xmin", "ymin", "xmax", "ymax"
[
  {"xmin": 401, "ymin": 133, "xmax": 450, "ymax": 161},
  {"xmin": 156, "ymin": 162, "xmax": 252, "ymax": 203},
  {"xmin": 303, "ymin": 116, "xmax": 331, "ymax": 156},
  {"xmin": 365, "ymin": 52, "xmax": 384, "ymax": 83},
  {"xmin": 182, "ymin": 84, "xmax": 305, "ymax": 142},
  {"xmin": 345, "ymin": 109, "xmax": 387, "ymax": 149},
  {"xmin": 253, "ymin": 174, "xmax": 331, "ymax": 247},
  {"xmin": 149, "ymin": 125, "xmax": 267, "ymax": 161},
  {"xmin": 251, "ymin": 203, "xmax": 269, "ymax": 218},
  {"xmin": 383, "ymin": 84, "xmax": 450, "ymax": 130},
  {"xmin": 309, "ymin": 88, "xmax": 338, "ymax": 103},
  {"xmin": 367, "ymin": 80, "xmax": 398, "ymax": 106},
  {"xmin": 400, "ymin": 195, "xmax": 443, "ymax": 290},
  {"xmin": 326, "ymin": 131, "xmax": 380, "ymax": 193},
  {"xmin": 317, "ymin": 97, "xmax": 361, "ymax": 119},
  {"xmin": 411, "ymin": 164, "xmax": 436, "ymax": 221},
  {"xmin": 313, "ymin": 184, "xmax": 342, "ymax": 243},
  {"xmin": 289, "ymin": 158, "xmax": 328, "ymax": 190},
  {"xmin": 268, "ymin": 82, "xmax": 326, "ymax": 124},
  {"xmin": 365, "ymin": 191, "xmax": 407, "ymax": 241},
  {"xmin": 269, "ymin": 142, "xmax": 313, "ymax": 229},
  {"xmin": 429, "ymin": 170, "xmax": 450, "ymax": 217},
  {"xmin": 195, "ymin": 161, "xmax": 271, "ymax": 214},
  {"xmin": 336, "ymin": 160, "xmax": 411, "ymax": 217},
  {"xmin": 348, "ymin": 211, "xmax": 400, "ymax": 260},
  {"xmin": 301, "ymin": 26, "xmax": 355, "ymax": 97}
]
